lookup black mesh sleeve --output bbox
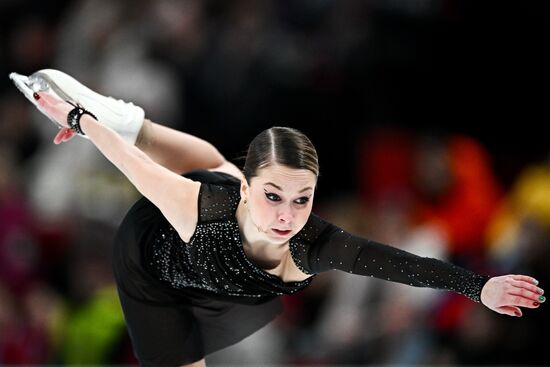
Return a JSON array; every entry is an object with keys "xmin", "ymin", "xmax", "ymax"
[{"xmin": 290, "ymin": 214, "xmax": 491, "ymax": 303}]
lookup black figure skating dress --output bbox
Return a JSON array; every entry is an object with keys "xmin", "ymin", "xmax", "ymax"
[{"xmin": 112, "ymin": 170, "xmax": 490, "ymax": 366}]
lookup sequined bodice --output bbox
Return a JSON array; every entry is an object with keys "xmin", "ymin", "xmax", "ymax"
[
  {"xmin": 146, "ymin": 170, "xmax": 490, "ymax": 304},
  {"xmin": 148, "ymin": 220, "xmax": 313, "ymax": 301}
]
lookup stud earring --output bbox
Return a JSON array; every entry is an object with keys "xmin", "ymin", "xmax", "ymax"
[{"xmin": 244, "ymin": 198, "xmax": 247, "ymax": 205}]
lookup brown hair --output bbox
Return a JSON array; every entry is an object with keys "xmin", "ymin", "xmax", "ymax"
[{"xmin": 243, "ymin": 126, "xmax": 319, "ymax": 182}]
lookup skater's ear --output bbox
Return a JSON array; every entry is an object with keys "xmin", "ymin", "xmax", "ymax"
[{"xmin": 240, "ymin": 180, "xmax": 249, "ymax": 202}]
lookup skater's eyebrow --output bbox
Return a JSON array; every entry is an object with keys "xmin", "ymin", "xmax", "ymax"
[{"xmin": 264, "ymin": 182, "xmax": 313, "ymax": 193}]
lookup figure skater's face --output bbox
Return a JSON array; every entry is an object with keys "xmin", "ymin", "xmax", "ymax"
[{"xmin": 242, "ymin": 164, "xmax": 316, "ymax": 241}]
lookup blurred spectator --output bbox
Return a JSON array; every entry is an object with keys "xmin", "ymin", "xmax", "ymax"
[
  {"xmin": 0, "ymin": 281, "xmax": 65, "ymax": 364},
  {"xmin": 412, "ymin": 133, "xmax": 503, "ymax": 257},
  {"xmin": 55, "ymin": 0, "xmax": 183, "ymax": 124},
  {"xmin": 358, "ymin": 127, "xmax": 503, "ymax": 259},
  {"xmin": 0, "ymin": 146, "xmax": 40, "ymax": 295},
  {"xmin": 487, "ymin": 153, "xmax": 550, "ymax": 264},
  {"xmin": 8, "ymin": 16, "xmax": 56, "ymax": 74},
  {"xmin": 60, "ymin": 286, "xmax": 127, "ymax": 364},
  {"xmin": 57, "ymin": 220, "xmax": 128, "ymax": 364},
  {"xmin": 444, "ymin": 153, "xmax": 550, "ymax": 365}
]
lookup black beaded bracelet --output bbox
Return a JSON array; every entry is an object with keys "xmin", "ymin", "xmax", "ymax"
[{"xmin": 67, "ymin": 104, "xmax": 97, "ymax": 135}]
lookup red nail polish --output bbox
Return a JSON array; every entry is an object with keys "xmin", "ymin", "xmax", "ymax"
[
  {"xmin": 33, "ymin": 92, "xmax": 40, "ymax": 100},
  {"xmin": 534, "ymin": 302, "xmax": 539, "ymax": 306}
]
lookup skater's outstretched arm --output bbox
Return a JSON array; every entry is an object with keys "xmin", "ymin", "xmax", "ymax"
[{"xmin": 292, "ymin": 213, "xmax": 545, "ymax": 317}]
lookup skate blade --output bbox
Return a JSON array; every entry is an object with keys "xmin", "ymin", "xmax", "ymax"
[{"xmin": 10, "ymin": 72, "xmax": 69, "ymax": 130}]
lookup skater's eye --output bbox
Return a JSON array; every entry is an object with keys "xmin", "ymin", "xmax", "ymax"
[
  {"xmin": 265, "ymin": 192, "xmax": 281, "ymax": 202},
  {"xmin": 294, "ymin": 196, "xmax": 310, "ymax": 205}
]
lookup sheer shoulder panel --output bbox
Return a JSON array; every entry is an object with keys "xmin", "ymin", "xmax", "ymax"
[{"xmin": 182, "ymin": 170, "xmax": 241, "ymax": 223}]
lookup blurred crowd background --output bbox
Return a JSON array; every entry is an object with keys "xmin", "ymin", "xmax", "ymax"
[{"xmin": 0, "ymin": 0, "xmax": 548, "ymax": 365}]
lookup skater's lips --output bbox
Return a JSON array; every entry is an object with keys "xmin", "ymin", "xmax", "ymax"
[{"xmin": 272, "ymin": 228, "xmax": 292, "ymax": 237}]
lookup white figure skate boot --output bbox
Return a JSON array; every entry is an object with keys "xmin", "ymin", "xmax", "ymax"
[{"xmin": 9, "ymin": 69, "xmax": 144, "ymax": 144}]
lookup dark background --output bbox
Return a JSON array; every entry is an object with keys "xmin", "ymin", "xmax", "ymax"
[{"xmin": 1, "ymin": 0, "xmax": 548, "ymax": 200}]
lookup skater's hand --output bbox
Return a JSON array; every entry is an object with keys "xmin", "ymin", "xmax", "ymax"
[
  {"xmin": 33, "ymin": 91, "xmax": 77, "ymax": 144},
  {"xmin": 480, "ymin": 274, "xmax": 544, "ymax": 316}
]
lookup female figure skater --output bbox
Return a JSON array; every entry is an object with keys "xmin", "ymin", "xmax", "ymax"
[{"xmin": 11, "ymin": 70, "xmax": 545, "ymax": 367}]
